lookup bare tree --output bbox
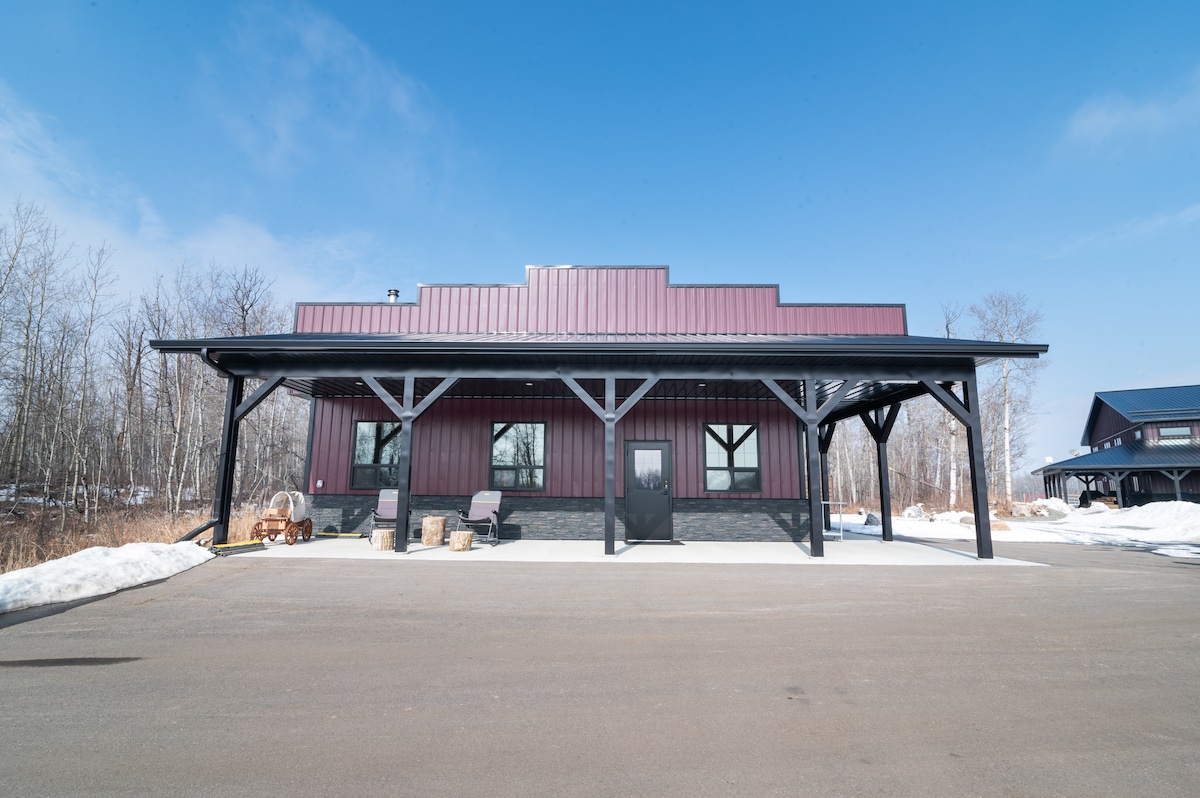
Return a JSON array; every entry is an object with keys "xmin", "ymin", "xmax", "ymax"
[
  {"xmin": 941, "ymin": 302, "xmax": 964, "ymax": 508},
  {"xmin": 0, "ymin": 202, "xmax": 313, "ymax": 571},
  {"xmin": 969, "ymin": 291, "xmax": 1044, "ymax": 503}
]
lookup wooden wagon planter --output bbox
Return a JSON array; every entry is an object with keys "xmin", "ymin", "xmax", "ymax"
[{"xmin": 251, "ymin": 491, "xmax": 313, "ymax": 545}]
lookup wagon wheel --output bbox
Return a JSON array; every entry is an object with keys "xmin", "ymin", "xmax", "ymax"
[
  {"xmin": 301, "ymin": 518, "xmax": 313, "ymax": 541},
  {"xmin": 252, "ymin": 521, "xmax": 265, "ymax": 541},
  {"xmin": 267, "ymin": 527, "xmax": 279, "ymax": 541},
  {"xmin": 285, "ymin": 522, "xmax": 299, "ymax": 545}
]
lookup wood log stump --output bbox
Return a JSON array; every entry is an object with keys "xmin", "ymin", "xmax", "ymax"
[
  {"xmin": 421, "ymin": 515, "xmax": 446, "ymax": 546},
  {"xmin": 371, "ymin": 529, "xmax": 394, "ymax": 551},
  {"xmin": 448, "ymin": 529, "xmax": 474, "ymax": 552}
]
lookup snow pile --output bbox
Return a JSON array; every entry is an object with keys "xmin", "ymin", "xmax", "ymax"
[
  {"xmin": 1051, "ymin": 501, "xmax": 1200, "ymax": 542},
  {"xmin": 1033, "ymin": 497, "xmax": 1073, "ymax": 516},
  {"xmin": 931, "ymin": 510, "xmax": 973, "ymax": 524},
  {"xmin": 850, "ymin": 500, "xmax": 1200, "ymax": 549},
  {"xmin": 0, "ymin": 542, "xmax": 213, "ymax": 613}
]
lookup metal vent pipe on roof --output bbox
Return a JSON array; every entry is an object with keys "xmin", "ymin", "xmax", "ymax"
[{"xmin": 387, "ymin": 289, "xmax": 399, "ymax": 303}]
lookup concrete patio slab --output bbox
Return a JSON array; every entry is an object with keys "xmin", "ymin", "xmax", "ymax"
[{"xmin": 234, "ymin": 532, "xmax": 1046, "ymax": 566}]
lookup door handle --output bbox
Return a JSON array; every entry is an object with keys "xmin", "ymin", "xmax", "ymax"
[{"xmin": 662, "ymin": 480, "xmax": 670, "ymax": 495}]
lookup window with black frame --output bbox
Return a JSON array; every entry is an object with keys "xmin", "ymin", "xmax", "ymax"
[
  {"xmin": 351, "ymin": 421, "xmax": 403, "ymax": 489},
  {"xmin": 491, "ymin": 422, "xmax": 546, "ymax": 490},
  {"xmin": 704, "ymin": 423, "xmax": 761, "ymax": 492}
]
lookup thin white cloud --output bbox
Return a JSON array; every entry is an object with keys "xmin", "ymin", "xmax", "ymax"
[
  {"xmin": 201, "ymin": 1, "xmax": 436, "ymax": 178},
  {"xmin": 0, "ymin": 78, "xmax": 391, "ymax": 306},
  {"xmin": 1064, "ymin": 66, "xmax": 1200, "ymax": 146},
  {"xmin": 0, "ymin": 81, "xmax": 168, "ymax": 287},
  {"xmin": 177, "ymin": 215, "xmax": 402, "ymax": 303},
  {"xmin": 1051, "ymin": 202, "xmax": 1200, "ymax": 258}
]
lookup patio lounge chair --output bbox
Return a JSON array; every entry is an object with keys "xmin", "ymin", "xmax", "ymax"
[
  {"xmin": 456, "ymin": 490, "xmax": 502, "ymax": 546},
  {"xmin": 370, "ymin": 489, "xmax": 399, "ymax": 536}
]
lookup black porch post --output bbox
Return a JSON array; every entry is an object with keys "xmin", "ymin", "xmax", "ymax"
[
  {"xmin": 804, "ymin": 381, "xmax": 825, "ymax": 557},
  {"xmin": 211, "ymin": 375, "xmax": 245, "ymax": 546},
  {"xmin": 392, "ymin": 376, "xmax": 415, "ymax": 553},
  {"xmin": 796, "ymin": 419, "xmax": 808, "ymax": 500},
  {"xmin": 763, "ymin": 377, "xmax": 856, "ymax": 557},
  {"xmin": 819, "ymin": 423, "xmax": 835, "ymax": 530},
  {"xmin": 604, "ymin": 377, "xmax": 617, "ymax": 555},
  {"xmin": 962, "ymin": 374, "xmax": 993, "ymax": 559},
  {"xmin": 561, "ymin": 375, "xmax": 658, "ymax": 556},
  {"xmin": 923, "ymin": 376, "xmax": 993, "ymax": 559},
  {"xmin": 862, "ymin": 404, "xmax": 900, "ymax": 542},
  {"xmin": 561, "ymin": 375, "xmax": 657, "ymax": 555},
  {"xmin": 878, "ymin": 429, "xmax": 894, "ymax": 541},
  {"xmin": 363, "ymin": 374, "xmax": 458, "ymax": 553}
]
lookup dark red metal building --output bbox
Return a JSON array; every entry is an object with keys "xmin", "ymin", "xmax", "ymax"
[{"xmin": 152, "ymin": 265, "xmax": 1047, "ymax": 557}]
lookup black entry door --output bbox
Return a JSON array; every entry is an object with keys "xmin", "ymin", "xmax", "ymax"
[{"xmin": 624, "ymin": 441, "xmax": 673, "ymax": 541}]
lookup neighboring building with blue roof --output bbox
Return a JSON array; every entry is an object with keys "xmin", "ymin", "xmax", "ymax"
[{"xmin": 1035, "ymin": 385, "xmax": 1200, "ymax": 506}]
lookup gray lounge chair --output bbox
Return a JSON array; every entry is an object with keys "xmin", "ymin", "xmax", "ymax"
[
  {"xmin": 370, "ymin": 489, "xmax": 399, "ymax": 536},
  {"xmin": 456, "ymin": 490, "xmax": 502, "ymax": 546}
]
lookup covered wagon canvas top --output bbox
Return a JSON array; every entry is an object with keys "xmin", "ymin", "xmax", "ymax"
[{"xmin": 151, "ymin": 265, "xmax": 1046, "ymax": 556}]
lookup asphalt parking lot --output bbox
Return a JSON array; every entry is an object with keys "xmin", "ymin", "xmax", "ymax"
[{"xmin": 2, "ymin": 541, "xmax": 1198, "ymax": 797}]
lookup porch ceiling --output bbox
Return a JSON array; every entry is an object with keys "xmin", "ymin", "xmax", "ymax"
[{"xmin": 152, "ymin": 330, "xmax": 1046, "ymax": 421}]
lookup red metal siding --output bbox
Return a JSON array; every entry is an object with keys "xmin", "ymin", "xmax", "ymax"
[
  {"xmin": 309, "ymin": 396, "xmax": 801, "ymax": 500},
  {"xmin": 618, "ymin": 399, "xmax": 800, "ymax": 499},
  {"xmin": 296, "ymin": 267, "xmax": 906, "ymax": 335},
  {"xmin": 308, "ymin": 397, "xmax": 402, "ymax": 494}
]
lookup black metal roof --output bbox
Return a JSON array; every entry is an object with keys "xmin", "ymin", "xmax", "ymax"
[
  {"xmin": 151, "ymin": 331, "xmax": 1045, "ymax": 371},
  {"xmin": 149, "ymin": 331, "xmax": 1046, "ymax": 422},
  {"xmin": 1082, "ymin": 384, "xmax": 1200, "ymax": 444},
  {"xmin": 1034, "ymin": 439, "xmax": 1200, "ymax": 476}
]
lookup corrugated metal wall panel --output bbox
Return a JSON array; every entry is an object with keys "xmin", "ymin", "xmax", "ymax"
[
  {"xmin": 294, "ymin": 267, "xmax": 907, "ymax": 335},
  {"xmin": 309, "ymin": 395, "xmax": 803, "ymax": 499},
  {"xmin": 1089, "ymin": 403, "xmax": 1134, "ymax": 448}
]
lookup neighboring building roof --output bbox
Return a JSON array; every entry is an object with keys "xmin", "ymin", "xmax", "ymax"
[
  {"xmin": 1034, "ymin": 439, "xmax": 1200, "ymax": 476},
  {"xmin": 1082, "ymin": 384, "xmax": 1200, "ymax": 445}
]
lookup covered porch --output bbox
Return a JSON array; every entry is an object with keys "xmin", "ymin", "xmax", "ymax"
[
  {"xmin": 1035, "ymin": 441, "xmax": 1200, "ymax": 507},
  {"xmin": 150, "ymin": 331, "xmax": 1046, "ymax": 558}
]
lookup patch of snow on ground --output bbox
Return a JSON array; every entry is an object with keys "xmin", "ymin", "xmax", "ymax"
[
  {"xmin": 0, "ymin": 542, "xmax": 213, "ymax": 613},
  {"xmin": 838, "ymin": 501, "xmax": 1200, "ymax": 550},
  {"xmin": 1033, "ymin": 497, "xmax": 1073, "ymax": 515},
  {"xmin": 1151, "ymin": 545, "xmax": 1200, "ymax": 559},
  {"xmin": 1048, "ymin": 501, "xmax": 1200, "ymax": 542},
  {"xmin": 931, "ymin": 511, "xmax": 973, "ymax": 524}
]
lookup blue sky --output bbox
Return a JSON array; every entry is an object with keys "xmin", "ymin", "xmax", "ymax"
[{"xmin": 3, "ymin": 1, "xmax": 1199, "ymax": 471}]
